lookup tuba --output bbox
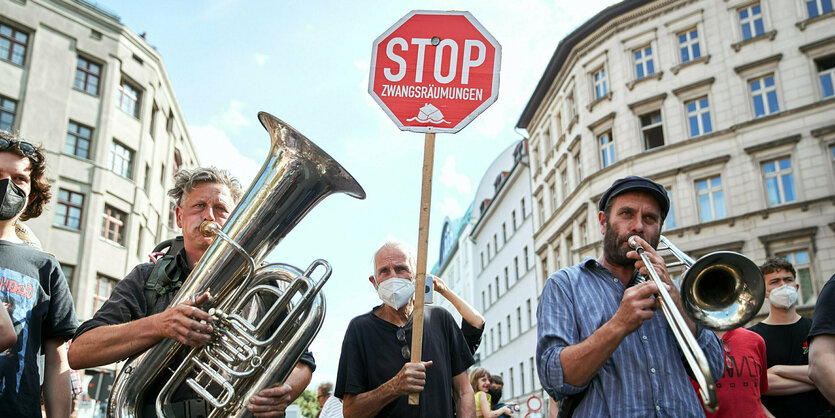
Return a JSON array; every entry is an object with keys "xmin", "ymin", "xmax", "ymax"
[{"xmin": 108, "ymin": 112, "xmax": 366, "ymax": 417}]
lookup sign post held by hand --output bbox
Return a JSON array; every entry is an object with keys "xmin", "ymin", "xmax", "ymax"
[{"xmin": 369, "ymin": 9, "xmax": 501, "ymax": 405}]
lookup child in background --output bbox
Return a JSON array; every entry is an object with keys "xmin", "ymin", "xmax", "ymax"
[{"xmin": 470, "ymin": 367, "xmax": 514, "ymax": 418}]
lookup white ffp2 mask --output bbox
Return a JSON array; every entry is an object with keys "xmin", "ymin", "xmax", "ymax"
[
  {"xmin": 768, "ymin": 284, "xmax": 798, "ymax": 309},
  {"xmin": 376, "ymin": 277, "xmax": 415, "ymax": 310}
]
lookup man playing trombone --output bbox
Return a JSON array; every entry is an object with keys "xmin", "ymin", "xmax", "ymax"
[{"xmin": 536, "ymin": 175, "xmax": 724, "ymax": 417}]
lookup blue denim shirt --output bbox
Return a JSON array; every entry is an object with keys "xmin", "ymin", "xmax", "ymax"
[{"xmin": 536, "ymin": 258, "xmax": 724, "ymax": 417}]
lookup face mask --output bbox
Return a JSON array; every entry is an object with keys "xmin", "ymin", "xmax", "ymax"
[
  {"xmin": 487, "ymin": 387, "xmax": 502, "ymax": 402},
  {"xmin": 768, "ymin": 284, "xmax": 798, "ymax": 309},
  {"xmin": 0, "ymin": 178, "xmax": 26, "ymax": 221},
  {"xmin": 375, "ymin": 277, "xmax": 415, "ymax": 310}
]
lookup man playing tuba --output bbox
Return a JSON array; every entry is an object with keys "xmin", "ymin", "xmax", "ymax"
[{"xmin": 69, "ymin": 167, "xmax": 315, "ymax": 417}]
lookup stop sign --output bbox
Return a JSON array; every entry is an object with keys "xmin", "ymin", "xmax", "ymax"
[{"xmin": 369, "ymin": 10, "xmax": 501, "ymax": 134}]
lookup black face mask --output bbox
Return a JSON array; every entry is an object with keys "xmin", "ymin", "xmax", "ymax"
[
  {"xmin": 487, "ymin": 387, "xmax": 502, "ymax": 402},
  {"xmin": 0, "ymin": 178, "xmax": 26, "ymax": 220}
]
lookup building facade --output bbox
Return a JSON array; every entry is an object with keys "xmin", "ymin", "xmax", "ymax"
[
  {"xmin": 468, "ymin": 140, "xmax": 543, "ymax": 410},
  {"xmin": 1, "ymin": 0, "xmax": 199, "ymax": 411},
  {"xmin": 431, "ymin": 204, "xmax": 476, "ymax": 325},
  {"xmin": 517, "ymin": 0, "xmax": 835, "ymax": 317}
]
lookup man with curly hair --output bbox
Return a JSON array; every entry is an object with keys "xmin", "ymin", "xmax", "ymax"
[
  {"xmin": 0, "ymin": 131, "xmax": 78, "ymax": 417},
  {"xmin": 70, "ymin": 166, "xmax": 315, "ymax": 417}
]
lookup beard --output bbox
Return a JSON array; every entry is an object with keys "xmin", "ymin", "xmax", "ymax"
[{"xmin": 602, "ymin": 219, "xmax": 660, "ymax": 267}]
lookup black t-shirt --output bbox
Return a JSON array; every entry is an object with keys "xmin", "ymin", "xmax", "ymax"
[
  {"xmin": 749, "ymin": 317, "xmax": 831, "ymax": 417},
  {"xmin": 335, "ymin": 304, "xmax": 474, "ymax": 417},
  {"xmin": 809, "ymin": 274, "xmax": 835, "ymax": 342},
  {"xmin": 0, "ymin": 240, "xmax": 78, "ymax": 417},
  {"xmin": 74, "ymin": 251, "xmax": 316, "ymax": 405},
  {"xmin": 461, "ymin": 319, "xmax": 484, "ymax": 355}
]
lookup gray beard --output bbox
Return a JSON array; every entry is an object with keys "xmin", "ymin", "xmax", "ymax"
[{"xmin": 602, "ymin": 221, "xmax": 660, "ymax": 267}]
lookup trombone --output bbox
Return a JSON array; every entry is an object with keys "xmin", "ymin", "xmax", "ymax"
[{"xmin": 628, "ymin": 235, "xmax": 765, "ymax": 413}]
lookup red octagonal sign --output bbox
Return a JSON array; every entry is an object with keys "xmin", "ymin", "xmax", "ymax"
[{"xmin": 369, "ymin": 10, "xmax": 501, "ymax": 134}]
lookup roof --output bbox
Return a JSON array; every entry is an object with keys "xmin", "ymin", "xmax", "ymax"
[{"xmin": 515, "ymin": 0, "xmax": 654, "ymax": 130}]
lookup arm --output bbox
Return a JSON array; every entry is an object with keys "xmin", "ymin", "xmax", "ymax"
[
  {"xmin": 342, "ymin": 361, "xmax": 433, "ymax": 418},
  {"xmin": 247, "ymin": 362, "xmax": 313, "ymax": 417},
  {"xmin": 762, "ymin": 404, "xmax": 775, "ymax": 418},
  {"xmin": 809, "ymin": 334, "xmax": 835, "ymax": 404},
  {"xmin": 770, "ymin": 365, "xmax": 815, "ymax": 385},
  {"xmin": 68, "ymin": 292, "xmax": 214, "ymax": 369},
  {"xmin": 453, "ymin": 371, "xmax": 476, "ymax": 418},
  {"xmin": 433, "ymin": 276, "xmax": 484, "ymax": 328},
  {"xmin": 0, "ymin": 307, "xmax": 15, "ymax": 351},
  {"xmin": 43, "ymin": 337, "xmax": 71, "ymax": 418},
  {"xmin": 765, "ymin": 368, "xmax": 817, "ymax": 395}
]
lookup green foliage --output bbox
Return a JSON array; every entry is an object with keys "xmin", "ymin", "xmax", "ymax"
[{"xmin": 292, "ymin": 388, "xmax": 321, "ymax": 418}]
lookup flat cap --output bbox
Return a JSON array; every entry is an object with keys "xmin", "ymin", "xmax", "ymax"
[{"xmin": 598, "ymin": 175, "xmax": 670, "ymax": 220}]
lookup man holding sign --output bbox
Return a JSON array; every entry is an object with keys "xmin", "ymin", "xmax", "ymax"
[{"xmin": 334, "ymin": 239, "xmax": 475, "ymax": 417}]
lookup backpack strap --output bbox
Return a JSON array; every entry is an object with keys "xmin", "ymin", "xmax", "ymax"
[{"xmin": 143, "ymin": 236, "xmax": 185, "ymax": 314}]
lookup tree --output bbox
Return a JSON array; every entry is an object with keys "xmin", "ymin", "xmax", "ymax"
[{"xmin": 292, "ymin": 388, "xmax": 320, "ymax": 418}]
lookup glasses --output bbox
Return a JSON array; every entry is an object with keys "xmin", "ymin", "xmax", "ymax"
[
  {"xmin": 396, "ymin": 327, "xmax": 410, "ymax": 361},
  {"xmin": 0, "ymin": 137, "xmax": 36, "ymax": 157}
]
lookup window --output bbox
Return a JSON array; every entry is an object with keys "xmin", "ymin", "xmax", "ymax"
[
  {"xmin": 520, "ymin": 362, "xmax": 526, "ymax": 394},
  {"xmin": 94, "ymin": 275, "xmax": 118, "ymax": 312},
  {"xmin": 678, "ymin": 28, "xmax": 701, "ymax": 63},
  {"xmin": 510, "ymin": 367, "xmax": 515, "ymax": 396},
  {"xmin": 502, "ymin": 223, "xmax": 507, "ymax": 242},
  {"xmin": 0, "ymin": 95, "xmax": 16, "ymax": 131},
  {"xmin": 779, "ymin": 250, "xmax": 815, "ymax": 304},
  {"xmin": 750, "ymin": 74, "xmax": 779, "ymax": 117},
  {"xmin": 807, "ymin": 0, "xmax": 833, "ymax": 18},
  {"xmin": 144, "ymin": 164, "xmax": 151, "ymax": 192},
  {"xmin": 150, "ymin": 102, "xmax": 159, "ymax": 139},
  {"xmin": 493, "ymin": 234, "xmax": 498, "ymax": 252},
  {"xmin": 634, "ymin": 45, "xmax": 655, "ymax": 79},
  {"xmin": 480, "ymin": 252, "xmax": 485, "ymax": 268},
  {"xmin": 762, "ymin": 157, "xmax": 796, "ymax": 206},
  {"xmin": 592, "ymin": 68, "xmax": 608, "ymax": 99},
  {"xmin": 102, "ymin": 205, "xmax": 127, "ymax": 244},
  {"xmin": 524, "ymin": 246, "xmax": 530, "ymax": 270},
  {"xmin": 817, "ymin": 56, "xmax": 835, "ymax": 98},
  {"xmin": 504, "ymin": 267, "xmax": 509, "ymax": 290},
  {"xmin": 490, "ymin": 328, "xmax": 495, "ymax": 351},
  {"xmin": 526, "ymin": 299, "xmax": 532, "ymax": 328},
  {"xmin": 61, "ymin": 264, "xmax": 75, "ymax": 293},
  {"xmin": 566, "ymin": 91, "xmax": 576, "ymax": 121},
  {"xmin": 54, "ymin": 189, "xmax": 84, "ymax": 229},
  {"xmin": 521, "ymin": 198, "xmax": 526, "ymax": 218},
  {"xmin": 66, "ymin": 121, "xmax": 92, "ymax": 159},
  {"xmin": 512, "ymin": 210, "xmax": 517, "ymax": 231},
  {"xmin": 74, "ymin": 57, "xmax": 101, "ymax": 95},
  {"xmin": 739, "ymin": 3, "xmax": 765, "ymax": 40},
  {"xmin": 530, "ymin": 357, "xmax": 536, "ymax": 393},
  {"xmin": 487, "ymin": 243, "xmax": 491, "ymax": 260},
  {"xmin": 599, "ymin": 131, "xmax": 615, "ymax": 168},
  {"xmin": 166, "ymin": 110, "xmax": 174, "ymax": 133},
  {"xmin": 0, "ymin": 23, "xmax": 28, "ymax": 65},
  {"xmin": 495, "ymin": 277, "xmax": 500, "ymax": 299},
  {"xmin": 117, "ymin": 78, "xmax": 141, "ymax": 117},
  {"xmin": 685, "ymin": 97, "xmax": 712, "ymax": 137},
  {"xmin": 574, "ymin": 151, "xmax": 583, "ymax": 182},
  {"xmin": 579, "ymin": 220, "xmax": 587, "ymax": 246},
  {"xmin": 506, "ymin": 315, "xmax": 511, "ymax": 340},
  {"xmin": 665, "ymin": 188, "xmax": 677, "ymax": 229},
  {"xmin": 537, "ymin": 198, "xmax": 545, "ymax": 226},
  {"xmin": 640, "ymin": 111, "xmax": 664, "ymax": 150},
  {"xmin": 109, "ymin": 140, "xmax": 134, "ymax": 179},
  {"xmin": 514, "ymin": 257, "xmax": 519, "ymax": 280},
  {"xmin": 517, "ymin": 307, "xmax": 522, "ymax": 332},
  {"xmin": 696, "ymin": 176, "xmax": 726, "ymax": 222},
  {"xmin": 548, "ymin": 184, "xmax": 556, "ymax": 213},
  {"xmin": 488, "ymin": 284, "xmax": 493, "ymax": 305},
  {"xmin": 482, "ymin": 291, "xmax": 486, "ymax": 311}
]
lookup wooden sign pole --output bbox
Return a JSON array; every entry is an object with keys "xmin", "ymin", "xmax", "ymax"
[{"xmin": 408, "ymin": 132, "xmax": 435, "ymax": 405}]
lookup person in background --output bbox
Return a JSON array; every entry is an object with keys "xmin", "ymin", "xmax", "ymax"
[
  {"xmin": 470, "ymin": 368, "xmax": 514, "ymax": 418},
  {"xmin": 748, "ymin": 258, "xmax": 831, "ymax": 417},
  {"xmin": 0, "ymin": 131, "xmax": 78, "ymax": 417},
  {"xmin": 691, "ymin": 327, "xmax": 771, "ymax": 417},
  {"xmin": 808, "ymin": 273, "xmax": 835, "ymax": 413},
  {"xmin": 431, "ymin": 274, "xmax": 485, "ymax": 354},
  {"xmin": 317, "ymin": 381, "xmax": 343, "ymax": 418}
]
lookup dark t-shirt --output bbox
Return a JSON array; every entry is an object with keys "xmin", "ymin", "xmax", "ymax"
[
  {"xmin": 74, "ymin": 251, "xmax": 316, "ymax": 405},
  {"xmin": 0, "ymin": 240, "xmax": 78, "ymax": 417},
  {"xmin": 809, "ymin": 274, "xmax": 835, "ymax": 341},
  {"xmin": 335, "ymin": 304, "xmax": 474, "ymax": 417},
  {"xmin": 461, "ymin": 319, "xmax": 484, "ymax": 355},
  {"xmin": 749, "ymin": 317, "xmax": 831, "ymax": 417}
]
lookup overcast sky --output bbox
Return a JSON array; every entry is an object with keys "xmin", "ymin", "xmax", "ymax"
[{"xmin": 98, "ymin": 0, "xmax": 620, "ymax": 390}]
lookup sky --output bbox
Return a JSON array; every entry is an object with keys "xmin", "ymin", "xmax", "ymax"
[{"xmin": 96, "ymin": 0, "xmax": 620, "ymax": 390}]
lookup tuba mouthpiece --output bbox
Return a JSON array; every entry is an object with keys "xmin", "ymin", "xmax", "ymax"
[{"xmin": 199, "ymin": 221, "xmax": 220, "ymax": 237}]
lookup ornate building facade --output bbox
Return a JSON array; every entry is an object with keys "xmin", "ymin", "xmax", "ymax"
[{"xmin": 517, "ymin": 0, "xmax": 835, "ymax": 315}]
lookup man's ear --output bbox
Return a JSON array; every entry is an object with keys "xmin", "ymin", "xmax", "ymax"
[
  {"xmin": 175, "ymin": 206, "xmax": 184, "ymax": 229},
  {"xmin": 368, "ymin": 275, "xmax": 377, "ymax": 289},
  {"xmin": 598, "ymin": 211, "xmax": 607, "ymax": 234}
]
